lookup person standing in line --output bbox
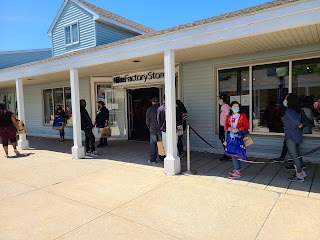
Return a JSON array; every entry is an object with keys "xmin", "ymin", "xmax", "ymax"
[
  {"xmin": 80, "ymin": 99, "xmax": 99, "ymax": 157},
  {"xmin": 157, "ymin": 96, "xmax": 182, "ymax": 156},
  {"xmin": 282, "ymin": 93, "xmax": 306, "ymax": 182},
  {"xmin": 218, "ymin": 94, "xmax": 231, "ymax": 161},
  {"xmin": 95, "ymin": 101, "xmax": 109, "ymax": 148},
  {"xmin": 176, "ymin": 99, "xmax": 187, "ymax": 156},
  {"xmin": 146, "ymin": 97, "xmax": 161, "ymax": 164},
  {"xmin": 225, "ymin": 101, "xmax": 249, "ymax": 179},
  {"xmin": 0, "ymin": 102, "xmax": 20, "ymax": 158},
  {"xmin": 54, "ymin": 105, "xmax": 67, "ymax": 142}
]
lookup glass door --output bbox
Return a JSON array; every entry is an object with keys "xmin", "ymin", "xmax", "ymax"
[{"xmin": 105, "ymin": 90, "xmax": 127, "ymax": 138}]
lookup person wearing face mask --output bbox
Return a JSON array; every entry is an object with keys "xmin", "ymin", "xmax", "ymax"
[
  {"xmin": 54, "ymin": 105, "xmax": 67, "ymax": 142},
  {"xmin": 225, "ymin": 101, "xmax": 249, "ymax": 179},
  {"xmin": 282, "ymin": 93, "xmax": 306, "ymax": 182},
  {"xmin": 218, "ymin": 94, "xmax": 231, "ymax": 161}
]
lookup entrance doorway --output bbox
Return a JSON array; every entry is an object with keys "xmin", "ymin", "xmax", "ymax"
[{"xmin": 128, "ymin": 87, "xmax": 160, "ymax": 141}]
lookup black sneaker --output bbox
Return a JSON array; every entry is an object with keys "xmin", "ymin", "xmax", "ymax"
[
  {"xmin": 288, "ymin": 175, "xmax": 305, "ymax": 182},
  {"xmin": 273, "ymin": 157, "xmax": 284, "ymax": 163}
]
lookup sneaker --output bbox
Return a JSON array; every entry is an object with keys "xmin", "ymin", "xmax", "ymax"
[
  {"xmin": 14, "ymin": 149, "xmax": 20, "ymax": 156},
  {"xmin": 288, "ymin": 175, "xmax": 305, "ymax": 182},
  {"xmin": 273, "ymin": 157, "xmax": 284, "ymax": 163},
  {"xmin": 229, "ymin": 170, "xmax": 242, "ymax": 175},
  {"xmin": 286, "ymin": 164, "xmax": 307, "ymax": 171},
  {"xmin": 90, "ymin": 151, "xmax": 100, "ymax": 157},
  {"xmin": 148, "ymin": 160, "xmax": 157, "ymax": 164},
  {"xmin": 292, "ymin": 171, "xmax": 307, "ymax": 178},
  {"xmin": 4, "ymin": 154, "xmax": 9, "ymax": 158},
  {"xmin": 85, "ymin": 151, "xmax": 92, "ymax": 156},
  {"xmin": 228, "ymin": 170, "xmax": 241, "ymax": 179}
]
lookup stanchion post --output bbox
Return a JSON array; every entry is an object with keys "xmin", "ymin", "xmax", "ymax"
[{"xmin": 182, "ymin": 125, "xmax": 197, "ymax": 175}]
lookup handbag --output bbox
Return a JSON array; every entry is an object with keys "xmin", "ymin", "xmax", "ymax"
[
  {"xmin": 242, "ymin": 131, "xmax": 254, "ymax": 147},
  {"xmin": 224, "ymin": 131, "xmax": 247, "ymax": 160},
  {"xmin": 301, "ymin": 110, "xmax": 313, "ymax": 127},
  {"xmin": 52, "ymin": 116, "xmax": 64, "ymax": 130}
]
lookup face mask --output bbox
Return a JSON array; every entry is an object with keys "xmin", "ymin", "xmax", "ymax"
[
  {"xmin": 232, "ymin": 107, "xmax": 239, "ymax": 113},
  {"xmin": 283, "ymin": 100, "xmax": 287, "ymax": 107},
  {"xmin": 219, "ymin": 102, "xmax": 222, "ymax": 106}
]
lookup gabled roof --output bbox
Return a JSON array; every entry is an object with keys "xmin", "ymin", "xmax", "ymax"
[
  {"xmin": 6, "ymin": 0, "xmax": 309, "ymax": 73},
  {"xmin": 48, "ymin": 0, "xmax": 154, "ymax": 37}
]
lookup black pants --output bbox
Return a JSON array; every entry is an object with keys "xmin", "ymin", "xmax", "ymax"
[
  {"xmin": 177, "ymin": 135, "xmax": 183, "ymax": 155},
  {"xmin": 83, "ymin": 128, "xmax": 95, "ymax": 152},
  {"xmin": 59, "ymin": 129, "xmax": 65, "ymax": 138},
  {"xmin": 219, "ymin": 125, "xmax": 226, "ymax": 150},
  {"xmin": 280, "ymin": 140, "xmax": 288, "ymax": 159}
]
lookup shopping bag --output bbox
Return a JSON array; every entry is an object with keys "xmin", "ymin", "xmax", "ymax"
[
  {"xmin": 243, "ymin": 131, "xmax": 254, "ymax": 147},
  {"xmin": 15, "ymin": 120, "xmax": 27, "ymax": 135},
  {"xmin": 157, "ymin": 141, "xmax": 165, "ymax": 156},
  {"xmin": 52, "ymin": 116, "xmax": 64, "ymax": 130},
  {"xmin": 99, "ymin": 127, "xmax": 112, "ymax": 138},
  {"xmin": 224, "ymin": 131, "xmax": 247, "ymax": 160}
]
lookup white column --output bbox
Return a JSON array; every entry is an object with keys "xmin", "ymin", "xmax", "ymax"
[
  {"xmin": 164, "ymin": 49, "xmax": 181, "ymax": 175},
  {"xmin": 15, "ymin": 78, "xmax": 29, "ymax": 150},
  {"xmin": 70, "ymin": 68, "xmax": 85, "ymax": 159}
]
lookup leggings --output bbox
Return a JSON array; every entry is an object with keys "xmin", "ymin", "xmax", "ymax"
[
  {"xmin": 0, "ymin": 125, "xmax": 17, "ymax": 146},
  {"xmin": 286, "ymin": 138, "xmax": 303, "ymax": 173}
]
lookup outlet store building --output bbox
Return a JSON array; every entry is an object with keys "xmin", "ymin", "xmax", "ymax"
[{"xmin": 0, "ymin": 0, "xmax": 320, "ymax": 175}]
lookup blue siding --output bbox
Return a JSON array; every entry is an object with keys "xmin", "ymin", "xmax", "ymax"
[
  {"xmin": 52, "ymin": 1, "xmax": 95, "ymax": 56},
  {"xmin": 95, "ymin": 21, "xmax": 139, "ymax": 46},
  {"xmin": 0, "ymin": 49, "xmax": 52, "ymax": 70}
]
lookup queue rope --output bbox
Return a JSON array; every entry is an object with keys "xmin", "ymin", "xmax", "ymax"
[{"xmin": 188, "ymin": 125, "xmax": 320, "ymax": 164}]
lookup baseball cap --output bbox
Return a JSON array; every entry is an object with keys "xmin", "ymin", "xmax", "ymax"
[
  {"xmin": 218, "ymin": 94, "xmax": 228, "ymax": 102},
  {"xmin": 97, "ymin": 101, "xmax": 105, "ymax": 106},
  {"xmin": 151, "ymin": 96, "xmax": 159, "ymax": 102}
]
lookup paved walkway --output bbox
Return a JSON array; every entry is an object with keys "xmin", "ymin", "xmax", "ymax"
[{"xmin": 1, "ymin": 137, "xmax": 320, "ymax": 239}]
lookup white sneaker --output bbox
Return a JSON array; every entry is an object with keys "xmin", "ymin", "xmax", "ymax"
[
  {"xmin": 4, "ymin": 154, "xmax": 9, "ymax": 158},
  {"xmin": 14, "ymin": 149, "xmax": 20, "ymax": 156}
]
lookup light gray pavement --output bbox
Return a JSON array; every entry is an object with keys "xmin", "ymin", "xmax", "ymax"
[{"xmin": 1, "ymin": 137, "xmax": 320, "ymax": 240}]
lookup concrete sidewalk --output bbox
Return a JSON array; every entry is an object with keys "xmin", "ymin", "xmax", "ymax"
[{"xmin": 1, "ymin": 137, "xmax": 320, "ymax": 239}]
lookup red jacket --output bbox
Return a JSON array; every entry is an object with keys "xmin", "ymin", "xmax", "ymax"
[{"xmin": 225, "ymin": 113, "xmax": 249, "ymax": 132}]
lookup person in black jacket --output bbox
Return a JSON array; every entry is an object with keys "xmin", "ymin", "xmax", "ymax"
[
  {"xmin": 54, "ymin": 105, "xmax": 67, "ymax": 142},
  {"xmin": 95, "ymin": 101, "xmax": 109, "ymax": 148},
  {"xmin": 146, "ymin": 97, "xmax": 161, "ymax": 163},
  {"xmin": 80, "ymin": 99, "xmax": 99, "ymax": 156},
  {"xmin": 176, "ymin": 100, "xmax": 187, "ymax": 156}
]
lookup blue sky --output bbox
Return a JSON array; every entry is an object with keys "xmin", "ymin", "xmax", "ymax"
[{"xmin": 0, "ymin": 0, "xmax": 270, "ymax": 51}]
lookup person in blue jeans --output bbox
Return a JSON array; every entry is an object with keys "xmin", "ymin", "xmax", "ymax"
[
  {"xmin": 146, "ymin": 97, "xmax": 162, "ymax": 164},
  {"xmin": 282, "ymin": 93, "xmax": 306, "ymax": 182}
]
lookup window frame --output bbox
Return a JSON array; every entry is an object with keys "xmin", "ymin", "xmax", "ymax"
[
  {"xmin": 42, "ymin": 86, "xmax": 72, "ymax": 126},
  {"xmin": 64, "ymin": 21, "xmax": 79, "ymax": 46},
  {"xmin": 216, "ymin": 55, "xmax": 320, "ymax": 138}
]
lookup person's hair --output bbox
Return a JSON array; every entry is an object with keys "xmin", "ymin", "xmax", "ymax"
[
  {"xmin": 80, "ymin": 99, "xmax": 86, "ymax": 105},
  {"xmin": 229, "ymin": 101, "xmax": 240, "ymax": 115},
  {"xmin": 287, "ymin": 93, "xmax": 301, "ymax": 113},
  {"xmin": 0, "ymin": 101, "xmax": 8, "ymax": 116}
]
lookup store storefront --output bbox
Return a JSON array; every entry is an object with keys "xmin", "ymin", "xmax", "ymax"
[{"xmin": 89, "ymin": 68, "xmax": 179, "ymax": 141}]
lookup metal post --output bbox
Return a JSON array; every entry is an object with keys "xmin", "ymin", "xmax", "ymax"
[{"xmin": 182, "ymin": 125, "xmax": 197, "ymax": 175}]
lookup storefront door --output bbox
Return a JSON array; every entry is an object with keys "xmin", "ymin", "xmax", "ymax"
[{"xmin": 128, "ymin": 87, "xmax": 160, "ymax": 141}]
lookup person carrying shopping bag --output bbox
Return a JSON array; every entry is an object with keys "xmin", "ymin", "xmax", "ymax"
[{"xmin": 224, "ymin": 101, "xmax": 249, "ymax": 179}]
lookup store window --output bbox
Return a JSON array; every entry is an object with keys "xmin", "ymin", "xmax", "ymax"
[
  {"xmin": 293, "ymin": 58, "xmax": 320, "ymax": 136},
  {"xmin": 252, "ymin": 62, "xmax": 289, "ymax": 133},
  {"xmin": 218, "ymin": 67, "xmax": 250, "ymax": 120},
  {"xmin": 43, "ymin": 87, "xmax": 72, "ymax": 125}
]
